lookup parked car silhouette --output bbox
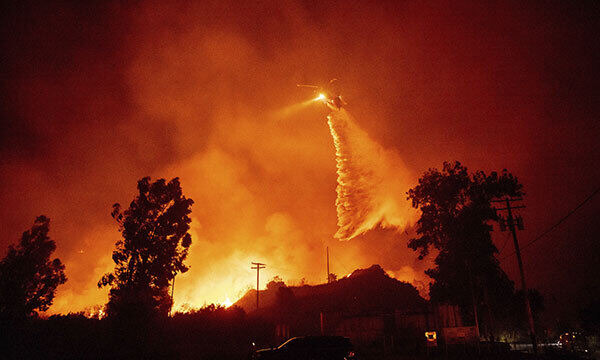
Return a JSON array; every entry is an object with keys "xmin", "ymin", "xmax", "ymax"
[{"xmin": 253, "ymin": 336, "xmax": 357, "ymax": 360}]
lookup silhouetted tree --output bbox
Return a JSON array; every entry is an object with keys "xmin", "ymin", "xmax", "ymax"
[
  {"xmin": 266, "ymin": 276, "xmax": 285, "ymax": 291},
  {"xmin": 98, "ymin": 177, "xmax": 193, "ymax": 319},
  {"xmin": 0, "ymin": 216, "xmax": 66, "ymax": 321},
  {"xmin": 407, "ymin": 161, "xmax": 523, "ymax": 329}
]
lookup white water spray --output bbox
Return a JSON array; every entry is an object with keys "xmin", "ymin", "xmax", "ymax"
[{"xmin": 327, "ymin": 109, "xmax": 415, "ymax": 240}]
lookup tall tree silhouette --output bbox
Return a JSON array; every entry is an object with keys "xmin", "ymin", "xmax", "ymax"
[
  {"xmin": 407, "ymin": 162, "xmax": 522, "ymax": 323},
  {"xmin": 0, "ymin": 216, "xmax": 66, "ymax": 321},
  {"xmin": 99, "ymin": 177, "xmax": 193, "ymax": 319}
]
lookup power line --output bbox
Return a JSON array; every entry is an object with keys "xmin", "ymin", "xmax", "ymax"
[
  {"xmin": 501, "ymin": 185, "xmax": 600, "ymax": 260},
  {"xmin": 268, "ymin": 264, "xmax": 294, "ymax": 273}
]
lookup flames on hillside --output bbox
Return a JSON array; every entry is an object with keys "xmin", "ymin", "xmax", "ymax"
[
  {"xmin": 63, "ymin": 104, "xmax": 426, "ymax": 317},
  {"xmin": 78, "ymin": 111, "xmax": 425, "ymax": 317},
  {"xmin": 7, "ymin": 2, "xmax": 434, "ymax": 316},
  {"xmin": 166, "ymin": 107, "xmax": 421, "ymax": 312}
]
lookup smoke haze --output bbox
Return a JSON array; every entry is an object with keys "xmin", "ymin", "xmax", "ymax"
[{"xmin": 1, "ymin": 1, "xmax": 598, "ymax": 319}]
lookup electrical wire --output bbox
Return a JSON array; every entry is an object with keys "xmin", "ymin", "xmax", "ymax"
[{"xmin": 501, "ymin": 185, "xmax": 600, "ymax": 260}]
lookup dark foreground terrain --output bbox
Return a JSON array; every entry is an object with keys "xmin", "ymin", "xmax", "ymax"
[{"xmin": 2, "ymin": 314, "xmax": 595, "ymax": 360}]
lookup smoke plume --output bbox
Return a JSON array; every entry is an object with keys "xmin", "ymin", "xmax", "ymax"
[
  {"xmin": 5, "ymin": 0, "xmax": 590, "ymax": 313},
  {"xmin": 327, "ymin": 109, "xmax": 416, "ymax": 241}
]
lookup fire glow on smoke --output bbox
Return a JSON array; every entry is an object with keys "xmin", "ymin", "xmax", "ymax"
[{"xmin": 168, "ymin": 107, "xmax": 421, "ymax": 311}]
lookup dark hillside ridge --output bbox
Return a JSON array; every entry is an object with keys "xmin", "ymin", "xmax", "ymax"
[{"xmin": 234, "ymin": 264, "xmax": 426, "ymax": 317}]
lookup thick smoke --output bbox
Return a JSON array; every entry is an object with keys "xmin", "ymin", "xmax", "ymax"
[
  {"xmin": 327, "ymin": 110, "xmax": 416, "ymax": 241},
  {"xmin": 3, "ymin": 0, "xmax": 591, "ymax": 314}
]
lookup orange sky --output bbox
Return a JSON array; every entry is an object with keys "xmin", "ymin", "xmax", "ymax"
[{"xmin": 1, "ymin": 1, "xmax": 598, "ymax": 319}]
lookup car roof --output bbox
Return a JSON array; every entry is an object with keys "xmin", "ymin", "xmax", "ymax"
[{"xmin": 279, "ymin": 336, "xmax": 352, "ymax": 349}]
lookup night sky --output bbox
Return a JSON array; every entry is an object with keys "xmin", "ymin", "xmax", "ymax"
[{"xmin": 1, "ymin": 0, "xmax": 599, "ymax": 324}]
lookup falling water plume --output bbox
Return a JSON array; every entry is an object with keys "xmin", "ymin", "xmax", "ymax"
[{"xmin": 327, "ymin": 109, "xmax": 415, "ymax": 241}]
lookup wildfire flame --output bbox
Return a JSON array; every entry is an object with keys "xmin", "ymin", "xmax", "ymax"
[
  {"xmin": 327, "ymin": 109, "xmax": 415, "ymax": 240},
  {"xmin": 221, "ymin": 297, "xmax": 233, "ymax": 308},
  {"xmin": 82, "ymin": 305, "xmax": 106, "ymax": 319}
]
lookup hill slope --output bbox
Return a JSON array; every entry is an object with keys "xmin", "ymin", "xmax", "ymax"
[{"xmin": 234, "ymin": 265, "xmax": 426, "ymax": 316}]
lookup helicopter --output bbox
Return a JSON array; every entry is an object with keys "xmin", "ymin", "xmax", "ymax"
[{"xmin": 297, "ymin": 79, "xmax": 347, "ymax": 111}]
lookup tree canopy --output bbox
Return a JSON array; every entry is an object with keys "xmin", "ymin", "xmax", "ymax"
[
  {"xmin": 0, "ymin": 216, "xmax": 66, "ymax": 320},
  {"xmin": 407, "ymin": 161, "xmax": 523, "ymax": 318},
  {"xmin": 98, "ymin": 177, "xmax": 194, "ymax": 319}
]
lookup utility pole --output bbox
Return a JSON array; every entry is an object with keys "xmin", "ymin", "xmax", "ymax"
[
  {"xmin": 493, "ymin": 197, "xmax": 537, "ymax": 354},
  {"xmin": 251, "ymin": 262, "xmax": 266, "ymax": 309},
  {"xmin": 326, "ymin": 247, "xmax": 330, "ymax": 283}
]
